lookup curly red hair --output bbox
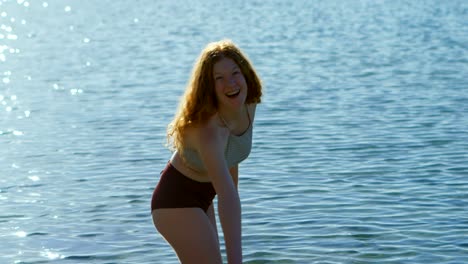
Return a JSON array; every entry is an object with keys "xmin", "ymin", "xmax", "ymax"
[{"xmin": 167, "ymin": 39, "xmax": 262, "ymax": 152}]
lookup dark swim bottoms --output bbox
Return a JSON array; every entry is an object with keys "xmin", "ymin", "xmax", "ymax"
[{"xmin": 151, "ymin": 162, "xmax": 216, "ymax": 213}]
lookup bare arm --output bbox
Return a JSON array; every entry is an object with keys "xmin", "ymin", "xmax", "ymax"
[
  {"xmin": 229, "ymin": 165, "xmax": 239, "ymax": 190},
  {"xmin": 198, "ymin": 125, "xmax": 242, "ymax": 264},
  {"xmin": 208, "ymin": 164, "xmax": 238, "ymax": 244}
]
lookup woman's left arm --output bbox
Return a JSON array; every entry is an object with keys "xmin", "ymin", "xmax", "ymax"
[
  {"xmin": 229, "ymin": 165, "xmax": 239, "ymax": 190},
  {"xmin": 207, "ymin": 164, "xmax": 239, "ymax": 244}
]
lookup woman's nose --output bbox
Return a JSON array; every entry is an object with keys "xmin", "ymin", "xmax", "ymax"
[{"xmin": 226, "ymin": 76, "xmax": 236, "ymax": 86}]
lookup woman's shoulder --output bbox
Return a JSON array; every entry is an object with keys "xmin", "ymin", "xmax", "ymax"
[
  {"xmin": 186, "ymin": 114, "xmax": 228, "ymax": 148},
  {"xmin": 193, "ymin": 113, "xmax": 225, "ymax": 131},
  {"xmin": 247, "ymin": 103, "xmax": 258, "ymax": 120}
]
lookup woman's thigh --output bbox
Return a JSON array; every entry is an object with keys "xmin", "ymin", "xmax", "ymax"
[{"xmin": 152, "ymin": 208, "xmax": 222, "ymax": 264}]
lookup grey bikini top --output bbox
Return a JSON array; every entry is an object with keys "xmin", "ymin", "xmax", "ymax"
[{"xmin": 180, "ymin": 109, "xmax": 252, "ymax": 172}]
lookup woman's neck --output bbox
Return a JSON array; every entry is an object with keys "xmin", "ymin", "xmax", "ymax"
[{"xmin": 218, "ymin": 104, "xmax": 247, "ymax": 128}]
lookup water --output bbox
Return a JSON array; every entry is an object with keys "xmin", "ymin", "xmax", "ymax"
[{"xmin": 1, "ymin": 0, "xmax": 467, "ymax": 263}]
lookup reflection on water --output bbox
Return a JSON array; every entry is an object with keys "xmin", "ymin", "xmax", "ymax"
[{"xmin": 1, "ymin": 0, "xmax": 468, "ymax": 263}]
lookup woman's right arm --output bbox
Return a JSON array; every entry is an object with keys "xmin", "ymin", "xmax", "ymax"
[{"xmin": 197, "ymin": 125, "xmax": 242, "ymax": 264}]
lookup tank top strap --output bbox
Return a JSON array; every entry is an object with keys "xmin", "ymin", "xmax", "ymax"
[
  {"xmin": 246, "ymin": 104, "xmax": 251, "ymax": 128},
  {"xmin": 219, "ymin": 113, "xmax": 230, "ymax": 128},
  {"xmin": 219, "ymin": 104, "xmax": 250, "ymax": 133}
]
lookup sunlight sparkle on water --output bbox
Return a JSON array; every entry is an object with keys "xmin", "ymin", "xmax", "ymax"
[
  {"xmin": 14, "ymin": 231, "xmax": 27, "ymax": 237},
  {"xmin": 13, "ymin": 130, "xmax": 23, "ymax": 136},
  {"xmin": 28, "ymin": 175, "xmax": 40, "ymax": 181},
  {"xmin": 70, "ymin": 88, "xmax": 83, "ymax": 95},
  {"xmin": 2, "ymin": 25, "xmax": 12, "ymax": 32},
  {"xmin": 53, "ymin": 83, "xmax": 63, "ymax": 90},
  {"xmin": 40, "ymin": 250, "xmax": 65, "ymax": 260}
]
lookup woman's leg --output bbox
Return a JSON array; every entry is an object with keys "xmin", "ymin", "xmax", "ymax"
[
  {"xmin": 152, "ymin": 208, "xmax": 222, "ymax": 264},
  {"xmin": 206, "ymin": 203, "xmax": 220, "ymax": 245}
]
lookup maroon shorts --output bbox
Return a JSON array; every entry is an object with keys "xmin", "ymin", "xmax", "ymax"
[{"xmin": 151, "ymin": 162, "xmax": 216, "ymax": 213}]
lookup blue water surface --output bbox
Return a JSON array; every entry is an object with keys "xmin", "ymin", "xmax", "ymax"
[{"xmin": 1, "ymin": 0, "xmax": 467, "ymax": 263}]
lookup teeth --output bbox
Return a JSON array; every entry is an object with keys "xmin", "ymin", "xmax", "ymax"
[{"xmin": 226, "ymin": 89, "xmax": 240, "ymax": 96}]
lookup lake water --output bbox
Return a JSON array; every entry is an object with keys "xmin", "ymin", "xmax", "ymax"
[{"xmin": 1, "ymin": 0, "xmax": 467, "ymax": 263}]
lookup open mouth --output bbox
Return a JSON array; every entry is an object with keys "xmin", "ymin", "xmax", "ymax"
[{"xmin": 226, "ymin": 89, "xmax": 240, "ymax": 98}]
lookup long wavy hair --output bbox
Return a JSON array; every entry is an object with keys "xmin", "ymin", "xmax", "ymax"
[{"xmin": 167, "ymin": 39, "xmax": 262, "ymax": 152}]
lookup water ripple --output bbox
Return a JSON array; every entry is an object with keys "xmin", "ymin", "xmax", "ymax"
[{"xmin": 1, "ymin": 0, "xmax": 468, "ymax": 263}]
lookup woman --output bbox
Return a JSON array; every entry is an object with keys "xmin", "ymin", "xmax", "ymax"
[{"xmin": 151, "ymin": 39, "xmax": 262, "ymax": 264}]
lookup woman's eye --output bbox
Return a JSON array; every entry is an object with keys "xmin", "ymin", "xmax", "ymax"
[{"xmin": 215, "ymin": 76, "xmax": 222, "ymax": 80}]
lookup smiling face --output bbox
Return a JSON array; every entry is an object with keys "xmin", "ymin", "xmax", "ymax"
[{"xmin": 213, "ymin": 57, "xmax": 248, "ymax": 111}]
